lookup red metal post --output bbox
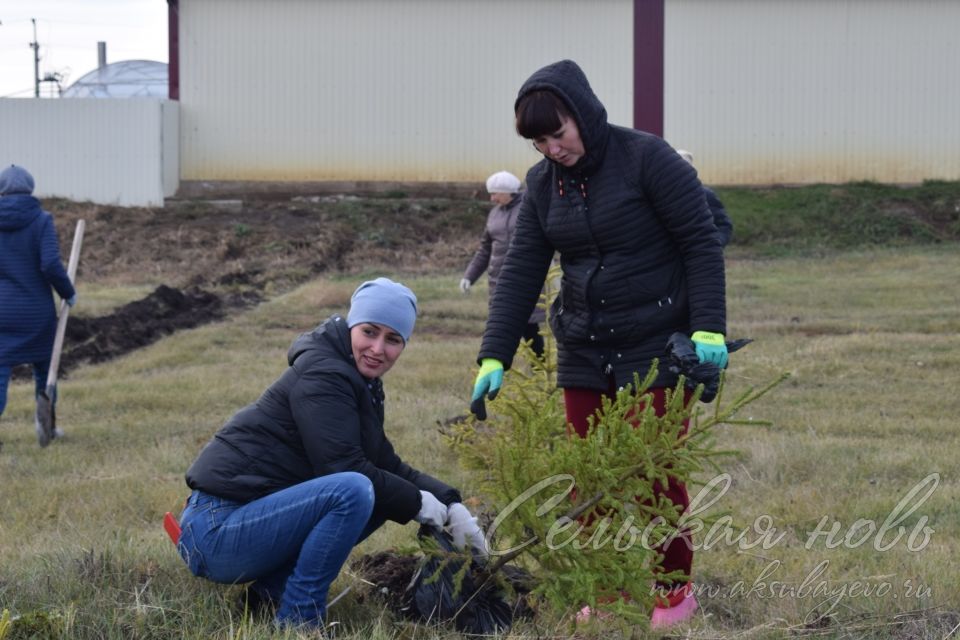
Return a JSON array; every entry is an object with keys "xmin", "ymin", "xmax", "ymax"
[
  {"xmin": 168, "ymin": 0, "xmax": 180, "ymax": 100},
  {"xmin": 634, "ymin": 0, "xmax": 664, "ymax": 135}
]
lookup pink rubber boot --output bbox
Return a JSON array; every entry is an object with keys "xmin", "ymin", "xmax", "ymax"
[{"xmin": 650, "ymin": 583, "xmax": 698, "ymax": 629}]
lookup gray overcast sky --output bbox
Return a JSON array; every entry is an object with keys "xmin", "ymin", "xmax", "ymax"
[{"xmin": 1, "ymin": 0, "xmax": 168, "ymax": 98}]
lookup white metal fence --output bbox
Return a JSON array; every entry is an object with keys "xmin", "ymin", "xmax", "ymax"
[{"xmin": 0, "ymin": 99, "xmax": 179, "ymax": 207}]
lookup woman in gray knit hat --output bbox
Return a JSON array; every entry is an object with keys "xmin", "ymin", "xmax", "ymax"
[{"xmin": 176, "ymin": 277, "xmax": 486, "ymax": 630}]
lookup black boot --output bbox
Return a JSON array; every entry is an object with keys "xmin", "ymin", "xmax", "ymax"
[{"xmin": 236, "ymin": 583, "xmax": 277, "ymax": 619}]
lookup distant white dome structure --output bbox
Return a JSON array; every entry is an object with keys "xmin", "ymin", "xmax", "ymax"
[{"xmin": 63, "ymin": 60, "xmax": 168, "ymax": 98}]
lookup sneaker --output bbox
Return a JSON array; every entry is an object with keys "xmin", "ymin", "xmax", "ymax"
[
  {"xmin": 236, "ymin": 583, "xmax": 277, "ymax": 619},
  {"xmin": 650, "ymin": 583, "xmax": 698, "ymax": 629}
]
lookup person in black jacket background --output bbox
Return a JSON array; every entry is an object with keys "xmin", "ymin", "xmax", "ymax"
[
  {"xmin": 469, "ymin": 60, "xmax": 729, "ymax": 627},
  {"xmin": 676, "ymin": 149, "xmax": 734, "ymax": 248},
  {"xmin": 179, "ymin": 277, "xmax": 485, "ymax": 629}
]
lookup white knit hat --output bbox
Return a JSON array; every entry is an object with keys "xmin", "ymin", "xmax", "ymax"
[
  {"xmin": 676, "ymin": 149, "xmax": 694, "ymax": 165},
  {"xmin": 485, "ymin": 170, "xmax": 521, "ymax": 194}
]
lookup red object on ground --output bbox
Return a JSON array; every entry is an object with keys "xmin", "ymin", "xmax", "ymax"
[{"xmin": 163, "ymin": 512, "xmax": 181, "ymax": 545}]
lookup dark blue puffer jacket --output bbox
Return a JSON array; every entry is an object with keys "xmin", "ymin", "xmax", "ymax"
[
  {"xmin": 0, "ymin": 195, "xmax": 75, "ymax": 366},
  {"xmin": 478, "ymin": 59, "xmax": 726, "ymax": 391},
  {"xmin": 186, "ymin": 315, "xmax": 461, "ymax": 523}
]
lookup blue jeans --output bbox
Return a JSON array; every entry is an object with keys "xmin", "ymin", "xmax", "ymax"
[
  {"xmin": 177, "ymin": 472, "xmax": 377, "ymax": 628},
  {"xmin": 0, "ymin": 361, "xmax": 51, "ymax": 417}
]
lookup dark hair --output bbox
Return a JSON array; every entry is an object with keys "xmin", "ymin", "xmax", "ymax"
[{"xmin": 515, "ymin": 90, "xmax": 574, "ymax": 139}]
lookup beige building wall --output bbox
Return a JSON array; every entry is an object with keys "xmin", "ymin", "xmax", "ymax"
[
  {"xmin": 179, "ymin": 0, "xmax": 633, "ymax": 184},
  {"xmin": 180, "ymin": 0, "xmax": 959, "ymax": 187},
  {"xmin": 664, "ymin": 0, "xmax": 960, "ymax": 184}
]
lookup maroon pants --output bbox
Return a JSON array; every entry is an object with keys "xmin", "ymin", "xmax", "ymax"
[{"xmin": 563, "ymin": 384, "xmax": 693, "ymax": 585}]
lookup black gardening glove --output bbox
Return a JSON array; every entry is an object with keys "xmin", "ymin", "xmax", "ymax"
[{"xmin": 665, "ymin": 332, "xmax": 752, "ymax": 402}]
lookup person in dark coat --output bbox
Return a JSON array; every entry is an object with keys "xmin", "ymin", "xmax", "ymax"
[
  {"xmin": 0, "ymin": 165, "xmax": 76, "ymax": 445},
  {"xmin": 178, "ymin": 277, "xmax": 485, "ymax": 630},
  {"xmin": 468, "ymin": 60, "xmax": 729, "ymax": 627},
  {"xmin": 460, "ymin": 170, "xmax": 546, "ymax": 358},
  {"xmin": 676, "ymin": 149, "xmax": 733, "ymax": 247}
]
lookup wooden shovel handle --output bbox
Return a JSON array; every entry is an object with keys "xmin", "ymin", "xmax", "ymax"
[{"xmin": 45, "ymin": 219, "xmax": 85, "ymax": 391}]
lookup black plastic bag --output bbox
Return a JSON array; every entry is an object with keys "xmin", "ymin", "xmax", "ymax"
[
  {"xmin": 411, "ymin": 525, "xmax": 518, "ymax": 634},
  {"xmin": 665, "ymin": 333, "xmax": 752, "ymax": 402}
]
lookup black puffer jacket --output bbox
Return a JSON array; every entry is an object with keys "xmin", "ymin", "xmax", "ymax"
[
  {"xmin": 478, "ymin": 60, "xmax": 726, "ymax": 391},
  {"xmin": 704, "ymin": 186, "xmax": 733, "ymax": 248},
  {"xmin": 186, "ymin": 315, "xmax": 461, "ymax": 523}
]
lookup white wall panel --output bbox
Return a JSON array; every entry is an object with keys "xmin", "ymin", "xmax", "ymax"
[
  {"xmin": 664, "ymin": 0, "xmax": 960, "ymax": 184},
  {"xmin": 162, "ymin": 101, "xmax": 181, "ymax": 198},
  {"xmin": 179, "ymin": 0, "xmax": 632, "ymax": 183},
  {"xmin": 0, "ymin": 99, "xmax": 179, "ymax": 206}
]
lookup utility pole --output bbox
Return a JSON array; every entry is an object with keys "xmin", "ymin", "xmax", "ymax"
[{"xmin": 30, "ymin": 18, "xmax": 41, "ymax": 98}]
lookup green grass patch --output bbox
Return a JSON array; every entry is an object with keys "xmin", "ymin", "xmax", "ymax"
[
  {"xmin": 1, "ymin": 246, "xmax": 958, "ymax": 638},
  {"xmin": 719, "ymin": 181, "xmax": 960, "ymax": 255}
]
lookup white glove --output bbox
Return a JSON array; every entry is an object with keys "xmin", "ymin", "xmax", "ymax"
[
  {"xmin": 446, "ymin": 502, "xmax": 488, "ymax": 557},
  {"xmin": 459, "ymin": 278, "xmax": 472, "ymax": 294},
  {"xmin": 415, "ymin": 491, "xmax": 448, "ymax": 528}
]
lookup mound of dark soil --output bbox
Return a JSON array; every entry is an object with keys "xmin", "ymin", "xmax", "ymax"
[
  {"xmin": 351, "ymin": 551, "xmax": 420, "ymax": 616},
  {"xmin": 351, "ymin": 549, "xmax": 536, "ymax": 626},
  {"xmin": 61, "ymin": 285, "xmax": 261, "ymax": 374},
  {"xmin": 44, "ymin": 195, "xmax": 487, "ymax": 294},
  {"xmin": 8, "ymin": 194, "xmax": 488, "ymax": 380},
  {"xmin": 11, "ymin": 284, "xmax": 260, "ymax": 382}
]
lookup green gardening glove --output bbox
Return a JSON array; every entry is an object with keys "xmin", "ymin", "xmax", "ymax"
[
  {"xmin": 470, "ymin": 358, "xmax": 504, "ymax": 420},
  {"xmin": 691, "ymin": 331, "xmax": 729, "ymax": 368}
]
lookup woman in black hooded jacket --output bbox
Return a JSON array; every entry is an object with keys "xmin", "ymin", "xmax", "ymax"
[
  {"xmin": 469, "ymin": 60, "xmax": 728, "ymax": 627},
  {"xmin": 179, "ymin": 278, "xmax": 485, "ymax": 629}
]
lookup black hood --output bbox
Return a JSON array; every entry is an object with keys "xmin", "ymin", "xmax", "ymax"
[
  {"xmin": 287, "ymin": 315, "xmax": 354, "ymax": 368},
  {"xmin": 514, "ymin": 59, "xmax": 611, "ymax": 175}
]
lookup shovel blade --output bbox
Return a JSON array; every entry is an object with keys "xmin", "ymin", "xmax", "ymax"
[{"xmin": 36, "ymin": 389, "xmax": 56, "ymax": 448}]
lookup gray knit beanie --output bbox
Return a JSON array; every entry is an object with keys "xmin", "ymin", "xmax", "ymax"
[
  {"xmin": 0, "ymin": 165, "xmax": 35, "ymax": 195},
  {"xmin": 347, "ymin": 277, "xmax": 418, "ymax": 342}
]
